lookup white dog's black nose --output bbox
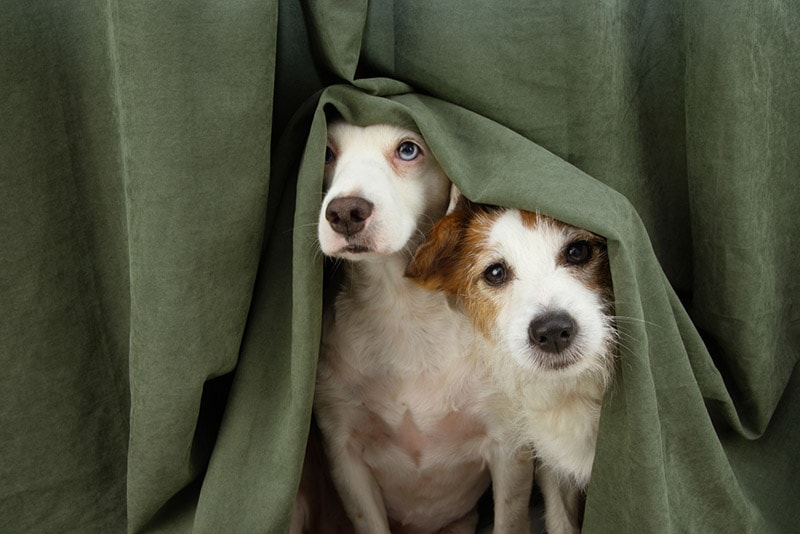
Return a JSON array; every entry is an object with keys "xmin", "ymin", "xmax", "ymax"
[
  {"xmin": 528, "ymin": 312, "xmax": 577, "ymax": 353},
  {"xmin": 326, "ymin": 196, "xmax": 374, "ymax": 236}
]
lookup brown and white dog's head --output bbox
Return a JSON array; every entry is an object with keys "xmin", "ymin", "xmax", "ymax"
[
  {"xmin": 318, "ymin": 122, "xmax": 451, "ymax": 261},
  {"xmin": 407, "ymin": 197, "xmax": 616, "ymax": 379}
]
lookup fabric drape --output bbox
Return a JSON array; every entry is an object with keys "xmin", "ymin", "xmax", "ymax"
[{"xmin": 1, "ymin": 1, "xmax": 797, "ymax": 532}]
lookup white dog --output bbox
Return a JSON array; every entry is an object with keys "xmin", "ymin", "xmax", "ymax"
[
  {"xmin": 408, "ymin": 197, "xmax": 617, "ymax": 534},
  {"xmin": 314, "ymin": 122, "xmax": 532, "ymax": 533}
]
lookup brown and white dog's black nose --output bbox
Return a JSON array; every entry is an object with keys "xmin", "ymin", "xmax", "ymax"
[
  {"xmin": 325, "ymin": 196, "xmax": 374, "ymax": 236},
  {"xmin": 528, "ymin": 312, "xmax": 577, "ymax": 353}
]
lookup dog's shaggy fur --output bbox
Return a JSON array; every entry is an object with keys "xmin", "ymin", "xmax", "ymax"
[
  {"xmin": 314, "ymin": 123, "xmax": 532, "ymax": 533},
  {"xmin": 408, "ymin": 197, "xmax": 616, "ymax": 534}
]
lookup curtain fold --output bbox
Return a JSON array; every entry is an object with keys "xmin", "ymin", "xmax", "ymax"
[
  {"xmin": 1, "ymin": 1, "xmax": 797, "ymax": 532},
  {"xmin": 2, "ymin": 2, "xmax": 130, "ymax": 531}
]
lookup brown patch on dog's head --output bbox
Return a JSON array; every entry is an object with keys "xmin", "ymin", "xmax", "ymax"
[
  {"xmin": 406, "ymin": 198, "xmax": 508, "ymax": 336},
  {"xmin": 556, "ymin": 226, "xmax": 613, "ymax": 313}
]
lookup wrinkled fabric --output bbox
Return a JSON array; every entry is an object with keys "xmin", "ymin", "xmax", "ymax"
[{"xmin": 1, "ymin": 1, "xmax": 797, "ymax": 533}]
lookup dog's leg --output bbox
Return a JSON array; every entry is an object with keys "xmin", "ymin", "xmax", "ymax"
[
  {"xmin": 539, "ymin": 467, "xmax": 580, "ymax": 534},
  {"xmin": 326, "ymin": 442, "xmax": 391, "ymax": 534},
  {"xmin": 487, "ymin": 443, "xmax": 534, "ymax": 534}
]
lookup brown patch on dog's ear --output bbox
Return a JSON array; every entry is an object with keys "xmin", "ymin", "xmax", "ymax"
[{"xmin": 405, "ymin": 209, "xmax": 470, "ymax": 293}]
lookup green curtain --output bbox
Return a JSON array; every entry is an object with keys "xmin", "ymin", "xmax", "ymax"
[{"xmin": 1, "ymin": 1, "xmax": 797, "ymax": 532}]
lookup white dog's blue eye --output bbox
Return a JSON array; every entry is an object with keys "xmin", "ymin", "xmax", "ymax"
[
  {"xmin": 482, "ymin": 262, "xmax": 508, "ymax": 286},
  {"xmin": 397, "ymin": 141, "xmax": 420, "ymax": 161},
  {"xmin": 325, "ymin": 146, "xmax": 335, "ymax": 164}
]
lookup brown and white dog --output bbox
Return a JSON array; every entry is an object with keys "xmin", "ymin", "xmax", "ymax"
[
  {"xmin": 407, "ymin": 196, "xmax": 617, "ymax": 534},
  {"xmin": 313, "ymin": 123, "xmax": 532, "ymax": 533}
]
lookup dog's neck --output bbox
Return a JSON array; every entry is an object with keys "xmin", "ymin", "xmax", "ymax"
[
  {"xmin": 335, "ymin": 251, "xmax": 471, "ymax": 374},
  {"xmin": 491, "ymin": 352, "xmax": 607, "ymax": 412},
  {"xmin": 343, "ymin": 252, "xmax": 422, "ymax": 300},
  {"xmin": 535, "ymin": 374, "xmax": 605, "ymax": 408}
]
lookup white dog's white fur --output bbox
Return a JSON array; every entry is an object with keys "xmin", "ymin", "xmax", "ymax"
[
  {"xmin": 408, "ymin": 197, "xmax": 616, "ymax": 534},
  {"xmin": 315, "ymin": 122, "xmax": 532, "ymax": 533}
]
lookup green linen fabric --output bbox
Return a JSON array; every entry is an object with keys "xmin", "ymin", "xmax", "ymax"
[{"xmin": 1, "ymin": 1, "xmax": 797, "ymax": 533}]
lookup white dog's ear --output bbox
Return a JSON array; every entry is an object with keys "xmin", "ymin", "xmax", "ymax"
[{"xmin": 446, "ymin": 183, "xmax": 463, "ymax": 215}]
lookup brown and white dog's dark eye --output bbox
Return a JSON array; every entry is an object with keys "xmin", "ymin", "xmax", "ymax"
[
  {"xmin": 325, "ymin": 146, "xmax": 335, "ymax": 164},
  {"xmin": 483, "ymin": 262, "xmax": 509, "ymax": 286},
  {"xmin": 565, "ymin": 241, "xmax": 592, "ymax": 265}
]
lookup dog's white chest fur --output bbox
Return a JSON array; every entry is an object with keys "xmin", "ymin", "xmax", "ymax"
[
  {"xmin": 316, "ymin": 263, "xmax": 496, "ymax": 529},
  {"xmin": 514, "ymin": 378, "xmax": 603, "ymax": 486}
]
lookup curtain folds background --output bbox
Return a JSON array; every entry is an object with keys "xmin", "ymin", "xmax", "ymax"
[{"xmin": 1, "ymin": 1, "xmax": 797, "ymax": 532}]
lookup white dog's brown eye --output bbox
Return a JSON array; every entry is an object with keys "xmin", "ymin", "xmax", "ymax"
[
  {"xmin": 483, "ymin": 263, "xmax": 508, "ymax": 286},
  {"xmin": 325, "ymin": 146, "xmax": 335, "ymax": 164},
  {"xmin": 397, "ymin": 141, "xmax": 420, "ymax": 161},
  {"xmin": 566, "ymin": 241, "xmax": 592, "ymax": 264}
]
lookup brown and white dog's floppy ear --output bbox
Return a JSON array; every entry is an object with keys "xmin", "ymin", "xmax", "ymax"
[{"xmin": 405, "ymin": 206, "xmax": 469, "ymax": 293}]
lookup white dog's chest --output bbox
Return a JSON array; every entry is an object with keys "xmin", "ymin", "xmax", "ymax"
[
  {"xmin": 352, "ymin": 372, "xmax": 490, "ymax": 464},
  {"xmin": 345, "ymin": 370, "xmax": 494, "ymax": 526},
  {"xmin": 317, "ymin": 300, "xmax": 496, "ymax": 514},
  {"xmin": 317, "ymin": 344, "xmax": 495, "ymax": 524}
]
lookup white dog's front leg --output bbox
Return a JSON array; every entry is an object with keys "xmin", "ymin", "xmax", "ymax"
[
  {"xmin": 327, "ymin": 442, "xmax": 391, "ymax": 534},
  {"xmin": 539, "ymin": 467, "xmax": 581, "ymax": 534},
  {"xmin": 488, "ymin": 443, "xmax": 534, "ymax": 534}
]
